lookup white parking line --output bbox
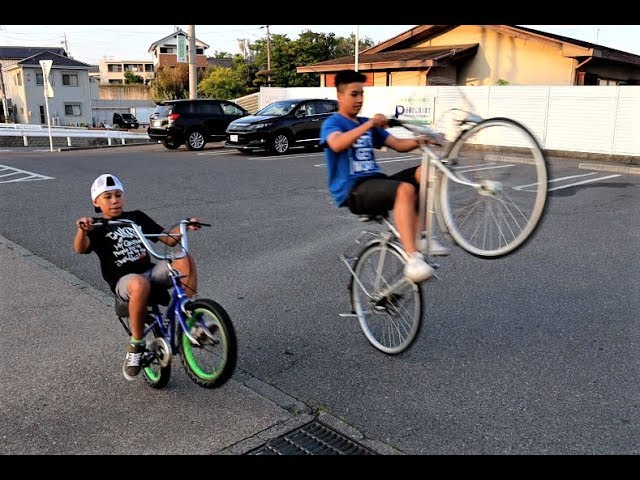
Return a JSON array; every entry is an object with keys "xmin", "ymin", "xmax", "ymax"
[
  {"xmin": 249, "ymin": 152, "xmax": 324, "ymax": 161},
  {"xmin": 0, "ymin": 164, "xmax": 55, "ymax": 183},
  {"xmin": 547, "ymin": 174, "xmax": 621, "ymax": 191}
]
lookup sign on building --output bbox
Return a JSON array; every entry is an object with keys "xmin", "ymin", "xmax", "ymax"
[{"xmin": 176, "ymin": 34, "xmax": 187, "ymax": 63}]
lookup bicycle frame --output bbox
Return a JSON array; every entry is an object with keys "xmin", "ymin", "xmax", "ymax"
[
  {"xmin": 389, "ymin": 117, "xmax": 483, "ymax": 257},
  {"xmin": 103, "ymin": 219, "xmax": 204, "ymax": 349}
]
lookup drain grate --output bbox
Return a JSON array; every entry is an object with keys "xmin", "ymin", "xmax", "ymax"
[{"xmin": 247, "ymin": 420, "xmax": 376, "ymax": 455}]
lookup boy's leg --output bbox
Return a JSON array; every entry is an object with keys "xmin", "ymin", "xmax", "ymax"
[
  {"xmin": 348, "ymin": 176, "xmax": 419, "ymax": 254},
  {"xmin": 120, "ymin": 274, "xmax": 151, "ymax": 340},
  {"xmin": 173, "ymin": 253, "xmax": 197, "ymax": 297},
  {"xmin": 348, "ymin": 177, "xmax": 433, "ymax": 282},
  {"xmin": 393, "ymin": 182, "xmax": 419, "ymax": 254},
  {"xmin": 115, "ymin": 273, "xmax": 151, "ymax": 380}
]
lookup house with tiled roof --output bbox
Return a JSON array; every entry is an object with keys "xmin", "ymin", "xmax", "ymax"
[
  {"xmin": 2, "ymin": 49, "xmax": 93, "ymax": 125},
  {"xmin": 148, "ymin": 28, "xmax": 209, "ymax": 71},
  {"xmin": 297, "ymin": 25, "xmax": 640, "ymax": 87}
]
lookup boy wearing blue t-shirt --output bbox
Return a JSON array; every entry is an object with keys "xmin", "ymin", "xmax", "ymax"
[{"xmin": 320, "ymin": 70, "xmax": 449, "ymax": 283}]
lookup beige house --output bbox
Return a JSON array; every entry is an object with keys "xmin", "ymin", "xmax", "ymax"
[
  {"xmin": 148, "ymin": 29, "xmax": 209, "ymax": 71},
  {"xmin": 297, "ymin": 25, "xmax": 640, "ymax": 87},
  {"xmin": 97, "ymin": 59, "xmax": 155, "ymax": 85}
]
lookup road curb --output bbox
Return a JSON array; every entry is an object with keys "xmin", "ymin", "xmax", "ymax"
[{"xmin": 579, "ymin": 162, "xmax": 640, "ymax": 175}]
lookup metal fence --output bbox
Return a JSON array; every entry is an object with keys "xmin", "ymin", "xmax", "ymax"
[{"xmin": 0, "ymin": 123, "xmax": 150, "ymax": 148}]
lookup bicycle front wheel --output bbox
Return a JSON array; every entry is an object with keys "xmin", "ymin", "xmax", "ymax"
[
  {"xmin": 179, "ymin": 299, "xmax": 237, "ymax": 389},
  {"xmin": 439, "ymin": 117, "xmax": 548, "ymax": 258},
  {"xmin": 351, "ymin": 241, "xmax": 422, "ymax": 355}
]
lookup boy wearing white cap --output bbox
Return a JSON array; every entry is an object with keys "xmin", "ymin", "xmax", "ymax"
[{"xmin": 74, "ymin": 174, "xmax": 203, "ymax": 381}]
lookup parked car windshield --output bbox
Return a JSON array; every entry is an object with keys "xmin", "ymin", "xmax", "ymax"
[
  {"xmin": 256, "ymin": 100, "xmax": 298, "ymax": 117},
  {"xmin": 121, "ymin": 113, "xmax": 136, "ymax": 120}
]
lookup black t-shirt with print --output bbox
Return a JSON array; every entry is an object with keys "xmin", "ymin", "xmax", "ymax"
[{"xmin": 86, "ymin": 210, "xmax": 164, "ymax": 293}]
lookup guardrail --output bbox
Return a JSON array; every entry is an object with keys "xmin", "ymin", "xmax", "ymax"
[{"xmin": 0, "ymin": 123, "xmax": 150, "ymax": 147}]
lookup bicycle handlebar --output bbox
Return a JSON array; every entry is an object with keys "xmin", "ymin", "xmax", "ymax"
[{"xmin": 82, "ymin": 218, "xmax": 209, "ymax": 261}]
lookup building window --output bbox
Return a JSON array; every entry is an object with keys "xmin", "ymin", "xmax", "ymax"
[
  {"xmin": 62, "ymin": 74, "xmax": 79, "ymax": 86},
  {"xmin": 598, "ymin": 78, "xmax": 625, "ymax": 86},
  {"xmin": 107, "ymin": 64, "xmax": 123, "ymax": 72},
  {"xmin": 145, "ymin": 64, "xmax": 153, "ymax": 72},
  {"xmin": 36, "ymin": 73, "xmax": 44, "ymax": 85},
  {"xmin": 65, "ymin": 104, "xmax": 82, "ymax": 116},
  {"xmin": 160, "ymin": 47, "xmax": 175, "ymax": 54},
  {"xmin": 16, "ymin": 73, "xmax": 22, "ymax": 86},
  {"xmin": 108, "ymin": 79, "xmax": 124, "ymax": 84}
]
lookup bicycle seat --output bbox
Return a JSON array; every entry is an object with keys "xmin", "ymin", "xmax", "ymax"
[{"xmin": 114, "ymin": 287, "xmax": 171, "ymax": 317}]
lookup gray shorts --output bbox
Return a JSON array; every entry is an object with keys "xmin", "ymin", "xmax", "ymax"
[{"xmin": 115, "ymin": 262, "xmax": 172, "ymax": 301}]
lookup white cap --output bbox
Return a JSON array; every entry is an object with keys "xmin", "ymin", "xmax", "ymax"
[{"xmin": 91, "ymin": 174, "xmax": 124, "ymax": 202}]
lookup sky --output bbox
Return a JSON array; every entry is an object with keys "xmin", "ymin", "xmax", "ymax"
[{"xmin": 0, "ymin": 25, "xmax": 639, "ymax": 65}]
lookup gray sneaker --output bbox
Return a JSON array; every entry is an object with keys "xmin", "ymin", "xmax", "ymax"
[
  {"xmin": 419, "ymin": 237, "xmax": 451, "ymax": 256},
  {"xmin": 404, "ymin": 252, "xmax": 435, "ymax": 283},
  {"xmin": 122, "ymin": 342, "xmax": 145, "ymax": 381}
]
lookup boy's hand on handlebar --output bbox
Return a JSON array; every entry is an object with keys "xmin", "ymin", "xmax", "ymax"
[
  {"xmin": 369, "ymin": 114, "xmax": 388, "ymax": 129},
  {"xmin": 416, "ymin": 132, "xmax": 444, "ymax": 147},
  {"xmin": 76, "ymin": 217, "xmax": 95, "ymax": 231},
  {"xmin": 186, "ymin": 217, "xmax": 210, "ymax": 230}
]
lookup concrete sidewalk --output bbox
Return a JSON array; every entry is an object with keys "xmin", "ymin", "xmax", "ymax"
[{"xmin": 0, "ymin": 235, "xmax": 398, "ymax": 455}]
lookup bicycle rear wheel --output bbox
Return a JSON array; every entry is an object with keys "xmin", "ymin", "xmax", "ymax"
[
  {"xmin": 179, "ymin": 299, "xmax": 237, "ymax": 389},
  {"xmin": 351, "ymin": 241, "xmax": 422, "ymax": 355},
  {"xmin": 142, "ymin": 321, "xmax": 171, "ymax": 389},
  {"xmin": 439, "ymin": 117, "xmax": 548, "ymax": 258}
]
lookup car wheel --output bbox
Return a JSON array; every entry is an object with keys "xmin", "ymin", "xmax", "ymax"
[
  {"xmin": 186, "ymin": 130, "xmax": 206, "ymax": 151},
  {"xmin": 270, "ymin": 132, "xmax": 291, "ymax": 155},
  {"xmin": 162, "ymin": 139, "xmax": 181, "ymax": 150}
]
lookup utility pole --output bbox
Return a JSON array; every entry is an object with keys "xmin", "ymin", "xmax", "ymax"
[
  {"xmin": 0, "ymin": 63, "xmax": 9, "ymax": 123},
  {"xmin": 261, "ymin": 25, "xmax": 271, "ymax": 85},
  {"xmin": 355, "ymin": 26, "xmax": 359, "ymax": 72},
  {"xmin": 187, "ymin": 25, "xmax": 197, "ymax": 99}
]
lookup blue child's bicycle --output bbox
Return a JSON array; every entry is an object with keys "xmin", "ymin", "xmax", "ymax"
[{"xmin": 93, "ymin": 218, "xmax": 237, "ymax": 389}]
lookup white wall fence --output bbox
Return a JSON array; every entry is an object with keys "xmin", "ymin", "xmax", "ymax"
[
  {"xmin": 0, "ymin": 123, "xmax": 149, "ymax": 147},
  {"xmin": 258, "ymin": 86, "xmax": 640, "ymax": 158}
]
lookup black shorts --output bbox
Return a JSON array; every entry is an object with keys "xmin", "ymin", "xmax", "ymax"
[{"xmin": 344, "ymin": 166, "xmax": 419, "ymax": 216}]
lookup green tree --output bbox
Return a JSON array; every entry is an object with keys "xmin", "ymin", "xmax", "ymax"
[
  {"xmin": 149, "ymin": 64, "xmax": 189, "ymax": 103},
  {"xmin": 124, "ymin": 71, "xmax": 144, "ymax": 84},
  {"xmin": 335, "ymin": 33, "xmax": 375, "ymax": 57},
  {"xmin": 249, "ymin": 30, "xmax": 375, "ymax": 87},
  {"xmin": 210, "ymin": 50, "xmax": 232, "ymax": 59},
  {"xmin": 198, "ymin": 55, "xmax": 257, "ymax": 99}
]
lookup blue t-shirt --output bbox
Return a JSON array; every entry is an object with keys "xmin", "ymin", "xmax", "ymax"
[{"xmin": 320, "ymin": 113, "xmax": 389, "ymax": 206}]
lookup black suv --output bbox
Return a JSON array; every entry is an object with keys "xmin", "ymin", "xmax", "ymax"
[
  {"xmin": 148, "ymin": 99, "xmax": 249, "ymax": 151},
  {"xmin": 225, "ymin": 98, "xmax": 338, "ymax": 154},
  {"xmin": 113, "ymin": 112, "xmax": 139, "ymax": 129}
]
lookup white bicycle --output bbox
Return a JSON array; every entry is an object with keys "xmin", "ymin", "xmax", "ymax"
[{"xmin": 341, "ymin": 111, "xmax": 549, "ymax": 354}]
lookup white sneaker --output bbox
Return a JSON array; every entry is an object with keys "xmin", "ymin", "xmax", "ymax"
[
  {"xmin": 418, "ymin": 237, "xmax": 451, "ymax": 256},
  {"xmin": 404, "ymin": 252, "xmax": 435, "ymax": 283}
]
